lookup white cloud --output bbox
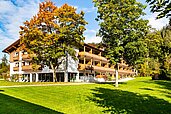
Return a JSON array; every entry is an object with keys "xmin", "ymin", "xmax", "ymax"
[
  {"xmin": 79, "ymin": 7, "xmax": 97, "ymax": 13},
  {"xmin": 0, "ymin": 0, "xmax": 40, "ymax": 58},
  {"xmin": 147, "ymin": 13, "xmax": 169, "ymax": 30},
  {"xmin": 84, "ymin": 29, "xmax": 102, "ymax": 43}
]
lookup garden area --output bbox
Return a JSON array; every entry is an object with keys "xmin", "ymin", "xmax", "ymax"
[{"xmin": 0, "ymin": 77, "xmax": 171, "ymax": 114}]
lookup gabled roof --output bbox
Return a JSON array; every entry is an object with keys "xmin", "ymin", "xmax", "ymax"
[
  {"xmin": 2, "ymin": 38, "xmax": 104, "ymax": 53},
  {"xmin": 2, "ymin": 39, "xmax": 20, "ymax": 53}
]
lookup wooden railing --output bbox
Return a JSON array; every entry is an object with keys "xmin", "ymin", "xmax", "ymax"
[
  {"xmin": 79, "ymin": 52, "xmax": 108, "ymax": 63},
  {"xmin": 78, "ymin": 64, "xmax": 135, "ymax": 74},
  {"xmin": 13, "ymin": 66, "xmax": 19, "ymax": 71},
  {"xmin": 22, "ymin": 65, "xmax": 32, "ymax": 71},
  {"xmin": 13, "ymin": 56, "xmax": 19, "ymax": 61}
]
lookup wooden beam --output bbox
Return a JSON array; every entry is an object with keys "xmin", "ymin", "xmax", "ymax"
[{"xmin": 12, "ymin": 46, "xmax": 17, "ymax": 49}]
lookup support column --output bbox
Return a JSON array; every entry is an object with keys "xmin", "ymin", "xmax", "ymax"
[
  {"xmin": 76, "ymin": 72, "xmax": 79, "ymax": 81},
  {"xmin": 36, "ymin": 73, "xmax": 38, "ymax": 82},
  {"xmin": 19, "ymin": 51, "xmax": 22, "ymax": 74},
  {"xmin": 64, "ymin": 72, "xmax": 68, "ymax": 82},
  {"xmin": 27, "ymin": 74, "xmax": 29, "ymax": 82},
  {"xmin": 115, "ymin": 63, "xmax": 119, "ymax": 87},
  {"xmin": 30, "ymin": 73, "xmax": 32, "ymax": 82}
]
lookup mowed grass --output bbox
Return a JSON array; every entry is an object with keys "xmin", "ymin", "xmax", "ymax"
[
  {"xmin": 0, "ymin": 77, "xmax": 171, "ymax": 114},
  {"xmin": 0, "ymin": 80, "xmax": 69, "ymax": 86}
]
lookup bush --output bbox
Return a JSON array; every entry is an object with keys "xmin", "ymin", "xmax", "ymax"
[
  {"xmin": 11, "ymin": 74, "xmax": 19, "ymax": 82},
  {"xmin": 152, "ymin": 69, "xmax": 171, "ymax": 80},
  {"xmin": 0, "ymin": 75, "xmax": 3, "ymax": 79}
]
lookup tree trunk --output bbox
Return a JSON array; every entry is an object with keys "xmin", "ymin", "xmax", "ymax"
[
  {"xmin": 50, "ymin": 62, "xmax": 56, "ymax": 82},
  {"xmin": 64, "ymin": 51, "xmax": 68, "ymax": 82},
  {"xmin": 52, "ymin": 69, "xmax": 56, "ymax": 82},
  {"xmin": 115, "ymin": 63, "xmax": 119, "ymax": 87}
]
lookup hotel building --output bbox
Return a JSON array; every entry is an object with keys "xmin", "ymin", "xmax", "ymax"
[{"xmin": 3, "ymin": 39, "xmax": 136, "ymax": 82}]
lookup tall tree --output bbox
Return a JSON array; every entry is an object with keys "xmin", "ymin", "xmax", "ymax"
[
  {"xmin": 142, "ymin": 26, "xmax": 171, "ymax": 79},
  {"xmin": 93, "ymin": 0, "xmax": 149, "ymax": 82},
  {"xmin": 158, "ymin": 25, "xmax": 171, "ymax": 79},
  {"xmin": 20, "ymin": 1, "xmax": 87, "ymax": 82},
  {"xmin": 146, "ymin": 0, "xmax": 171, "ymax": 19},
  {"xmin": 0, "ymin": 54, "xmax": 9, "ymax": 76},
  {"xmin": 139, "ymin": 30, "xmax": 162, "ymax": 76}
]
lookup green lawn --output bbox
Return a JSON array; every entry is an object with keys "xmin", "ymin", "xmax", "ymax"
[
  {"xmin": 0, "ymin": 80, "xmax": 69, "ymax": 86},
  {"xmin": 0, "ymin": 77, "xmax": 171, "ymax": 114}
]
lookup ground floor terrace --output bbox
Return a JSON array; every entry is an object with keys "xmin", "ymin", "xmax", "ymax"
[
  {"xmin": 16, "ymin": 70, "xmax": 135, "ymax": 82},
  {"xmin": 20, "ymin": 72, "xmax": 78, "ymax": 82}
]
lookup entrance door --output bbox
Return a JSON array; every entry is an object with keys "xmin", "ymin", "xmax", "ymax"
[
  {"xmin": 68, "ymin": 73, "xmax": 77, "ymax": 82},
  {"xmin": 56, "ymin": 73, "xmax": 64, "ymax": 82}
]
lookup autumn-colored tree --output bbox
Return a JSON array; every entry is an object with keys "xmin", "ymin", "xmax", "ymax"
[{"xmin": 20, "ymin": 1, "xmax": 87, "ymax": 82}]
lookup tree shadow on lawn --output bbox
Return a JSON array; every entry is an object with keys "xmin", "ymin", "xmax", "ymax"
[
  {"xmin": 88, "ymin": 87, "xmax": 171, "ymax": 114},
  {"xmin": 153, "ymin": 80, "xmax": 171, "ymax": 91},
  {"xmin": 141, "ymin": 79, "xmax": 171, "ymax": 91},
  {"xmin": 0, "ymin": 93, "xmax": 63, "ymax": 114},
  {"xmin": 0, "ymin": 90, "xmax": 4, "ymax": 92},
  {"xmin": 141, "ymin": 79, "xmax": 171, "ymax": 99}
]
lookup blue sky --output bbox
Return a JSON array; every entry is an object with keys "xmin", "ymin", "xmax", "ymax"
[{"xmin": 0, "ymin": 0, "xmax": 169, "ymax": 60}]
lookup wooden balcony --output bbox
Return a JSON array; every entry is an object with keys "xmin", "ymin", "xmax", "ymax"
[
  {"xmin": 22, "ymin": 65, "xmax": 32, "ymax": 71},
  {"xmin": 78, "ymin": 64, "xmax": 86, "ymax": 70},
  {"xmin": 13, "ymin": 56, "xmax": 19, "ymax": 61},
  {"xmin": 118, "ymin": 70, "xmax": 135, "ymax": 74},
  {"xmin": 93, "ymin": 65, "xmax": 115, "ymax": 73},
  {"xmin": 79, "ymin": 52, "xmax": 108, "ymax": 63},
  {"xmin": 78, "ymin": 64, "xmax": 115, "ymax": 73},
  {"xmin": 13, "ymin": 66, "xmax": 19, "ymax": 71},
  {"xmin": 22, "ymin": 54, "xmax": 30, "ymax": 59},
  {"xmin": 78, "ymin": 64, "xmax": 135, "ymax": 74},
  {"xmin": 22, "ymin": 54, "xmax": 35, "ymax": 61}
]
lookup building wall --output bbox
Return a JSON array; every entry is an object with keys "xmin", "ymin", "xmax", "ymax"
[
  {"xmin": 7, "ymin": 43, "xmax": 135, "ymax": 82},
  {"xmin": 67, "ymin": 49, "xmax": 79, "ymax": 73}
]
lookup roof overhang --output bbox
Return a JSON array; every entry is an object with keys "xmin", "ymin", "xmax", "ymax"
[
  {"xmin": 2, "ymin": 39, "xmax": 20, "ymax": 53},
  {"xmin": 2, "ymin": 39, "xmax": 103, "ymax": 53}
]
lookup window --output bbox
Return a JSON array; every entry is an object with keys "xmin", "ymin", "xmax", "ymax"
[
  {"xmin": 22, "ymin": 62, "xmax": 30, "ymax": 66},
  {"xmin": 25, "ymin": 62, "xmax": 30, "ymax": 66},
  {"xmin": 15, "ymin": 62, "xmax": 19, "ymax": 67},
  {"xmin": 22, "ymin": 50, "xmax": 28, "ymax": 55},
  {"xmin": 79, "ymin": 59, "xmax": 84, "ymax": 64},
  {"xmin": 14, "ymin": 52, "xmax": 19, "ymax": 57}
]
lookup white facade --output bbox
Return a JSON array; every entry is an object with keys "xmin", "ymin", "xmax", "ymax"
[{"xmin": 10, "ymin": 49, "xmax": 80, "ymax": 82}]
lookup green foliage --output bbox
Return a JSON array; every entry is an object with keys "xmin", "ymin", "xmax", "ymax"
[
  {"xmin": 142, "ymin": 26, "xmax": 171, "ymax": 79},
  {"xmin": 146, "ymin": 0, "xmax": 171, "ymax": 19},
  {"xmin": 0, "ymin": 54, "xmax": 9, "ymax": 76},
  {"xmin": 11, "ymin": 74, "xmax": 19, "ymax": 82},
  {"xmin": 20, "ymin": 1, "xmax": 87, "ymax": 81},
  {"xmin": 93, "ymin": 0, "xmax": 149, "ymax": 67}
]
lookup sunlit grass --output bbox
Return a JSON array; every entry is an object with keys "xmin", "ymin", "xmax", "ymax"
[
  {"xmin": 0, "ymin": 80, "xmax": 71, "ymax": 86},
  {"xmin": 0, "ymin": 77, "xmax": 171, "ymax": 114}
]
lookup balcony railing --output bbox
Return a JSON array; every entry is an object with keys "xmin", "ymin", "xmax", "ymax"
[
  {"xmin": 78, "ymin": 64, "xmax": 115, "ymax": 73},
  {"xmin": 93, "ymin": 65, "xmax": 115, "ymax": 73},
  {"xmin": 22, "ymin": 65, "xmax": 32, "ymax": 71},
  {"xmin": 13, "ymin": 56, "xmax": 19, "ymax": 61},
  {"xmin": 78, "ymin": 64, "xmax": 135, "ymax": 74},
  {"xmin": 13, "ymin": 66, "xmax": 19, "ymax": 71},
  {"xmin": 118, "ymin": 70, "xmax": 135, "ymax": 74},
  {"xmin": 22, "ymin": 54, "xmax": 35, "ymax": 61},
  {"xmin": 79, "ymin": 52, "xmax": 108, "ymax": 63}
]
